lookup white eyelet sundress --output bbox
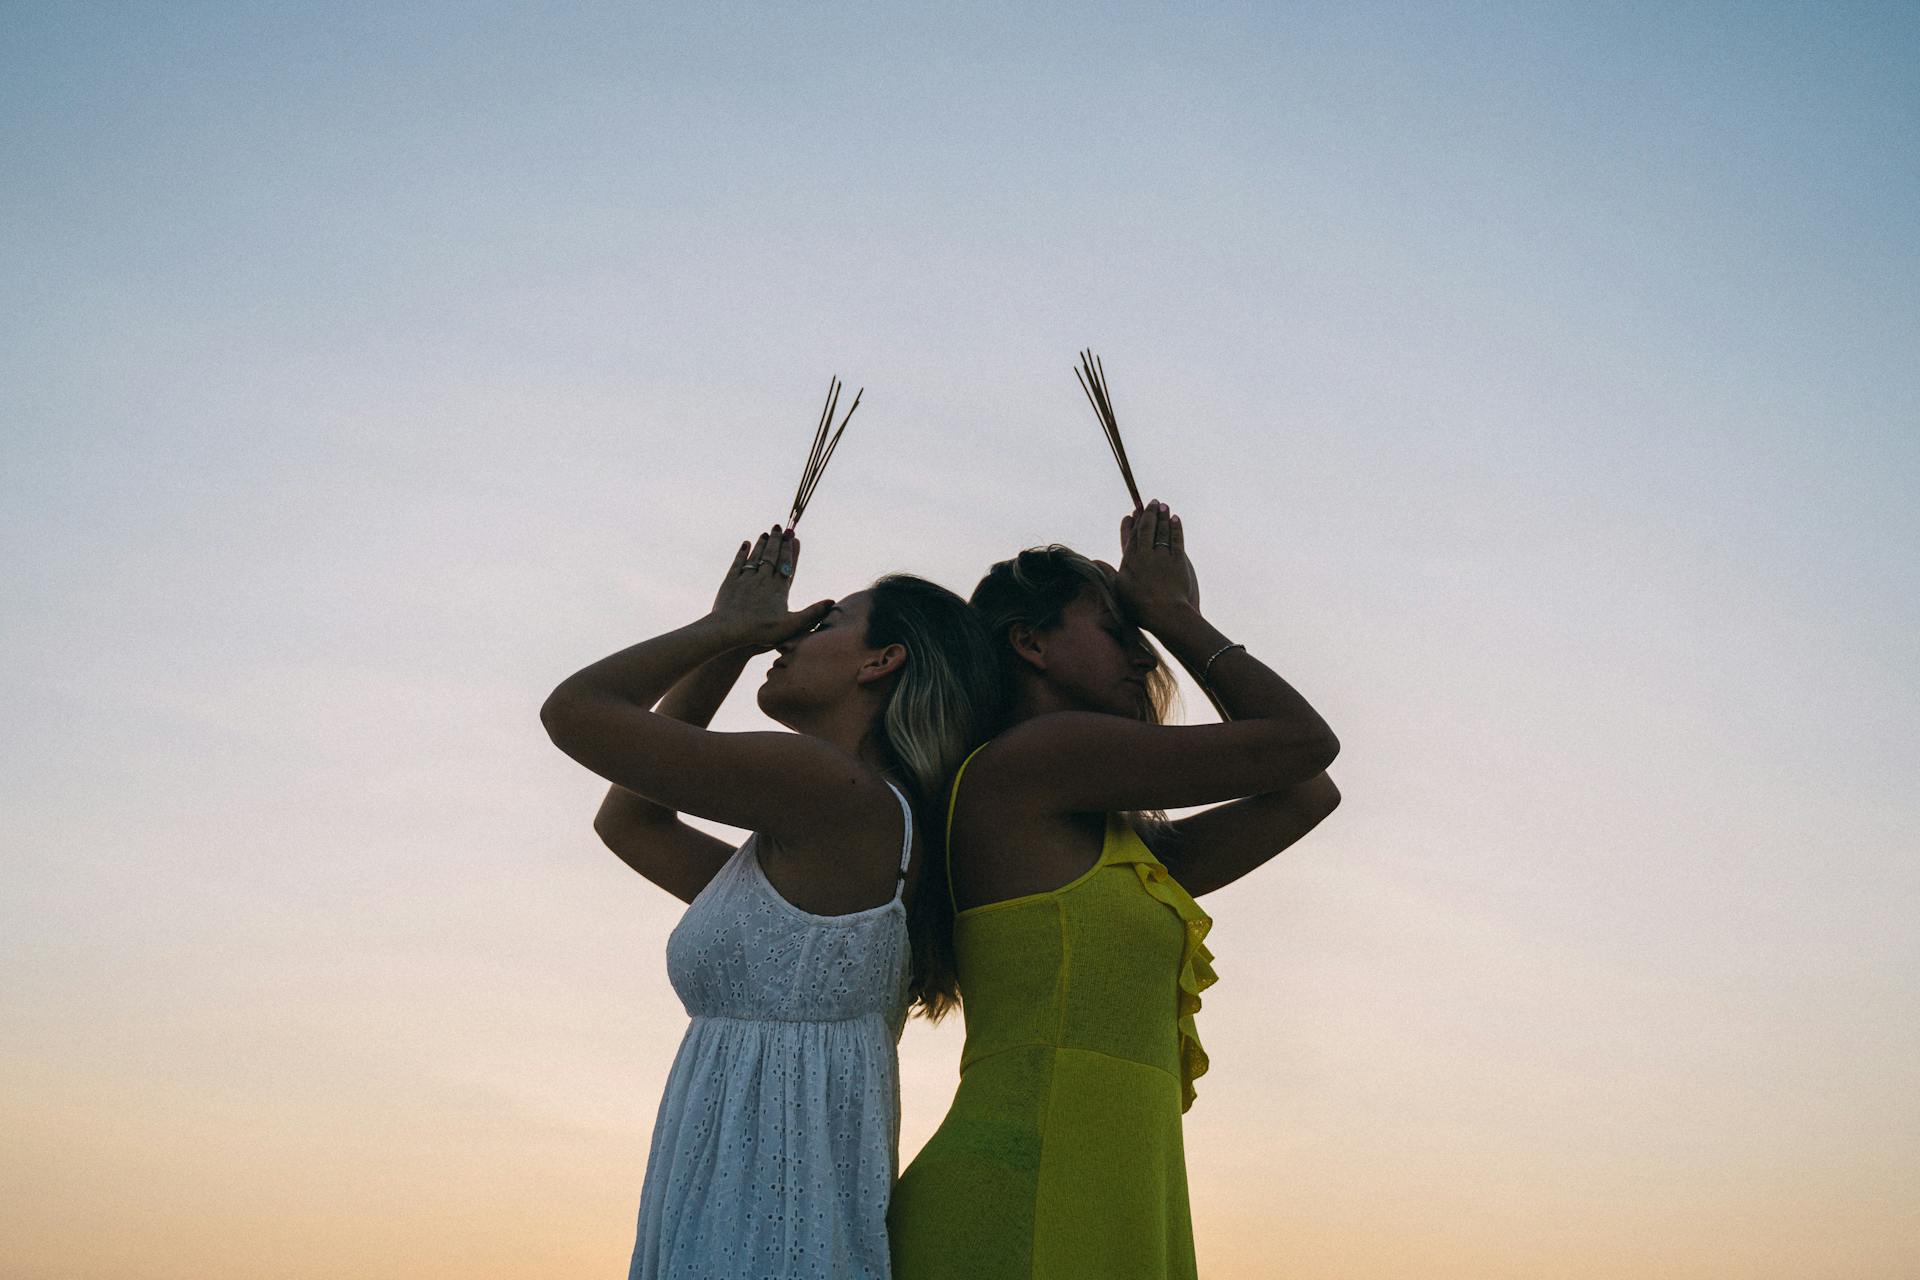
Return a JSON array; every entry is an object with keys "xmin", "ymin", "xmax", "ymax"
[{"xmin": 628, "ymin": 782, "xmax": 915, "ymax": 1280}]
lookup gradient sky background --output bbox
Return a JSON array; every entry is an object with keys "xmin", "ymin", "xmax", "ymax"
[{"xmin": 4, "ymin": 4, "xmax": 1916, "ymax": 1277}]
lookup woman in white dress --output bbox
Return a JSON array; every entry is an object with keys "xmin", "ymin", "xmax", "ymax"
[{"xmin": 541, "ymin": 524, "xmax": 999, "ymax": 1280}]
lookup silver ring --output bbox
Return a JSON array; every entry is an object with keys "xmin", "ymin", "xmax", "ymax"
[
  {"xmin": 740, "ymin": 560, "xmax": 764, "ymax": 571},
  {"xmin": 1152, "ymin": 539, "xmax": 1171, "ymax": 549},
  {"xmin": 776, "ymin": 563, "xmax": 793, "ymax": 577}
]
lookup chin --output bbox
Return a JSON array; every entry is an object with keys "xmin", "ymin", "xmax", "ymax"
[{"xmin": 755, "ymin": 685, "xmax": 801, "ymax": 729}]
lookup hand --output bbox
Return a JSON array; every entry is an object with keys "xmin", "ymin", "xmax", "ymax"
[
  {"xmin": 1113, "ymin": 499, "xmax": 1200, "ymax": 629},
  {"xmin": 708, "ymin": 526, "xmax": 834, "ymax": 653}
]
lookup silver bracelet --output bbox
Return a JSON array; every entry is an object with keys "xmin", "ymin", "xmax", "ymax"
[{"xmin": 1201, "ymin": 642, "xmax": 1246, "ymax": 686}]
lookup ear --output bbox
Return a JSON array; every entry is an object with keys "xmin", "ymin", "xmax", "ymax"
[
  {"xmin": 1006, "ymin": 622, "xmax": 1047, "ymax": 673},
  {"xmin": 855, "ymin": 642, "xmax": 908, "ymax": 687}
]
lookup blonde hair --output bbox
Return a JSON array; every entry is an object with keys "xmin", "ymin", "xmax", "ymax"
[{"xmin": 862, "ymin": 574, "xmax": 1002, "ymax": 1022}]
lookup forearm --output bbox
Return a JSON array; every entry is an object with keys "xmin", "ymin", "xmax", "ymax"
[
  {"xmin": 597, "ymin": 648, "xmax": 754, "ymax": 825},
  {"xmin": 1161, "ymin": 772, "xmax": 1342, "ymax": 896},
  {"xmin": 658, "ymin": 648, "xmax": 754, "ymax": 725},
  {"xmin": 1147, "ymin": 604, "xmax": 1337, "ymax": 756},
  {"xmin": 541, "ymin": 614, "xmax": 754, "ymax": 785},
  {"xmin": 547, "ymin": 614, "xmax": 743, "ymax": 715},
  {"xmin": 596, "ymin": 781, "xmax": 675, "ymax": 832}
]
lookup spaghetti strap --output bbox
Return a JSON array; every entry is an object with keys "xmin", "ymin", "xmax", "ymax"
[
  {"xmin": 943, "ymin": 744, "xmax": 990, "ymax": 914},
  {"xmin": 885, "ymin": 780, "xmax": 914, "ymax": 903},
  {"xmin": 641, "ymin": 795, "xmax": 913, "ymax": 1280}
]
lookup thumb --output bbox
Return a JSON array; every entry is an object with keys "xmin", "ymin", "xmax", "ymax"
[{"xmin": 794, "ymin": 599, "xmax": 835, "ymax": 628}]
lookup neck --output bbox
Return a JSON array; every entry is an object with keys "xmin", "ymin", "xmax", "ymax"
[
  {"xmin": 788, "ymin": 696, "xmax": 893, "ymax": 775},
  {"xmin": 1007, "ymin": 676, "xmax": 1077, "ymax": 726}
]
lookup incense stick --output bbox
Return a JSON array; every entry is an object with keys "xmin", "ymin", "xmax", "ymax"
[
  {"xmin": 1074, "ymin": 349, "xmax": 1143, "ymax": 511},
  {"xmin": 787, "ymin": 376, "xmax": 864, "ymax": 528}
]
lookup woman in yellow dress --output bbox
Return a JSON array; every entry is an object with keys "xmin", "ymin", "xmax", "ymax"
[{"xmin": 889, "ymin": 500, "xmax": 1343, "ymax": 1279}]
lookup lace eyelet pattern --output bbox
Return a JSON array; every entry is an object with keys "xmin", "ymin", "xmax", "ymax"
[{"xmin": 629, "ymin": 785, "xmax": 915, "ymax": 1280}]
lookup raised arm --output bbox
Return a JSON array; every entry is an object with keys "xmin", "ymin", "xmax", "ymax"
[
  {"xmin": 1145, "ymin": 521, "xmax": 1341, "ymax": 893},
  {"xmin": 591, "ymin": 648, "xmax": 753, "ymax": 902},
  {"xmin": 984, "ymin": 502, "xmax": 1340, "ymax": 891},
  {"xmin": 1153, "ymin": 772, "xmax": 1340, "ymax": 897},
  {"xmin": 542, "ymin": 528, "xmax": 888, "ymax": 864}
]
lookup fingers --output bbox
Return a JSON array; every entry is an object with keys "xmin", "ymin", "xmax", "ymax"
[
  {"xmin": 794, "ymin": 598, "xmax": 834, "ymax": 629},
  {"xmin": 730, "ymin": 539, "xmax": 751, "ymax": 571},
  {"xmin": 1129, "ymin": 503, "xmax": 1157, "ymax": 557},
  {"xmin": 1166, "ymin": 504, "xmax": 1183, "ymax": 557},
  {"xmin": 738, "ymin": 524, "xmax": 793, "ymax": 575},
  {"xmin": 775, "ymin": 528, "xmax": 798, "ymax": 580},
  {"xmin": 1143, "ymin": 500, "xmax": 1168, "ymax": 552}
]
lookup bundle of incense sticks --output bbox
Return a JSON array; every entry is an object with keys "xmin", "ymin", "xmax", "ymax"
[
  {"xmin": 1073, "ymin": 349, "xmax": 1143, "ymax": 511},
  {"xmin": 787, "ymin": 376, "xmax": 863, "ymax": 528}
]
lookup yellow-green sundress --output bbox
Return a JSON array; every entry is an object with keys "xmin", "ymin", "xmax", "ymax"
[{"xmin": 889, "ymin": 747, "xmax": 1217, "ymax": 1279}]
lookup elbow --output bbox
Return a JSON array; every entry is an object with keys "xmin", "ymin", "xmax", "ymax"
[
  {"xmin": 1288, "ymin": 726, "xmax": 1340, "ymax": 781},
  {"xmin": 1316, "ymin": 774, "xmax": 1342, "ymax": 820},
  {"xmin": 1311, "ymin": 728, "xmax": 1340, "ymax": 774},
  {"xmin": 1249, "ymin": 725, "xmax": 1339, "ymax": 789},
  {"xmin": 591, "ymin": 803, "xmax": 624, "ymax": 849},
  {"xmin": 540, "ymin": 685, "xmax": 583, "ymax": 748}
]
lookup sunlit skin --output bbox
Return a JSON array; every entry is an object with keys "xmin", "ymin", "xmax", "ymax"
[
  {"xmin": 541, "ymin": 525, "xmax": 921, "ymax": 917},
  {"xmin": 951, "ymin": 499, "xmax": 1343, "ymax": 909}
]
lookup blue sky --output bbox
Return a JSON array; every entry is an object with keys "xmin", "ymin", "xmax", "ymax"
[{"xmin": 4, "ymin": 4, "xmax": 1916, "ymax": 1275}]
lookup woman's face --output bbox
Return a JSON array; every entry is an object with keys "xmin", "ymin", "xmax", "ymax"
[
  {"xmin": 756, "ymin": 589, "xmax": 883, "ymax": 725},
  {"xmin": 1037, "ymin": 587, "xmax": 1159, "ymax": 719}
]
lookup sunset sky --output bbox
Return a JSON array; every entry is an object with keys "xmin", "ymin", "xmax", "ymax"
[{"xmin": 4, "ymin": 4, "xmax": 1916, "ymax": 1277}]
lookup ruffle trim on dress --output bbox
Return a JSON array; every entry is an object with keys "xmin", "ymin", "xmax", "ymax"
[{"xmin": 1131, "ymin": 859, "xmax": 1217, "ymax": 1113}]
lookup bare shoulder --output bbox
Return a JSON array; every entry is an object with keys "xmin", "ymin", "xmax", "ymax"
[
  {"xmin": 964, "ymin": 712, "xmax": 1128, "ymax": 798},
  {"xmin": 766, "ymin": 741, "xmax": 904, "ymax": 846},
  {"xmin": 963, "ymin": 709, "xmax": 1329, "ymax": 818},
  {"xmin": 978, "ymin": 710, "xmax": 1130, "ymax": 755},
  {"xmin": 758, "ymin": 758, "xmax": 914, "ymax": 915},
  {"xmin": 950, "ymin": 727, "xmax": 1111, "ymax": 909}
]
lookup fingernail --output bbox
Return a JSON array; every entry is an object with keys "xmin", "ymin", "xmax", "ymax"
[{"xmin": 1171, "ymin": 514, "xmax": 1180, "ymax": 524}]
